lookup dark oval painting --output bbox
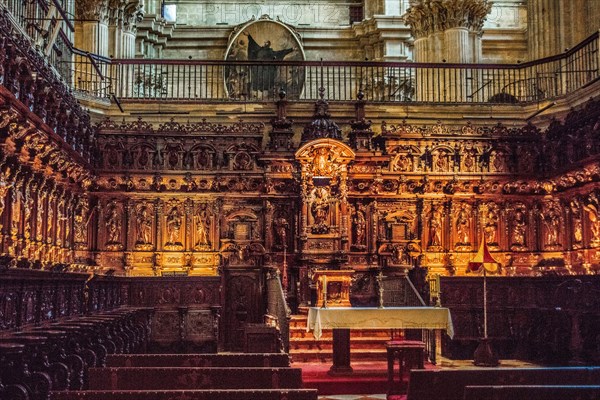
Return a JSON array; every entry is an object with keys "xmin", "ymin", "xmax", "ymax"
[{"xmin": 225, "ymin": 18, "xmax": 305, "ymax": 100}]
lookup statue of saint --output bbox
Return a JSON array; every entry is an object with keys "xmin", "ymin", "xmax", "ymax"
[
  {"xmin": 311, "ymin": 186, "xmax": 330, "ymax": 227},
  {"xmin": 353, "ymin": 208, "xmax": 366, "ymax": 247},
  {"xmin": 136, "ymin": 205, "xmax": 153, "ymax": 245},
  {"xmin": 166, "ymin": 206, "xmax": 182, "ymax": 245},
  {"xmin": 428, "ymin": 206, "xmax": 443, "ymax": 247},
  {"xmin": 483, "ymin": 208, "xmax": 498, "ymax": 245},
  {"xmin": 511, "ymin": 208, "xmax": 526, "ymax": 247},
  {"xmin": 274, "ymin": 216, "xmax": 289, "ymax": 249},
  {"xmin": 195, "ymin": 211, "xmax": 210, "ymax": 247},
  {"xmin": 542, "ymin": 206, "xmax": 561, "ymax": 246},
  {"xmin": 105, "ymin": 204, "xmax": 121, "ymax": 244},
  {"xmin": 455, "ymin": 205, "xmax": 470, "ymax": 245}
]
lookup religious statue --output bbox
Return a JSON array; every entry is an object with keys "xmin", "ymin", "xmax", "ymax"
[
  {"xmin": 311, "ymin": 186, "xmax": 330, "ymax": 233},
  {"xmin": 195, "ymin": 210, "xmax": 210, "ymax": 249},
  {"xmin": 273, "ymin": 216, "xmax": 289, "ymax": 249},
  {"xmin": 105, "ymin": 202, "xmax": 122, "ymax": 246},
  {"xmin": 353, "ymin": 207, "xmax": 366, "ymax": 249},
  {"xmin": 428, "ymin": 205, "xmax": 443, "ymax": 248},
  {"xmin": 312, "ymin": 147, "xmax": 336, "ymax": 177},
  {"xmin": 135, "ymin": 205, "xmax": 153, "ymax": 246},
  {"xmin": 74, "ymin": 199, "xmax": 89, "ymax": 245},
  {"xmin": 583, "ymin": 198, "xmax": 600, "ymax": 247},
  {"xmin": 570, "ymin": 200, "xmax": 583, "ymax": 247},
  {"xmin": 0, "ymin": 167, "xmax": 13, "ymax": 229},
  {"xmin": 455, "ymin": 204, "xmax": 471, "ymax": 245},
  {"xmin": 483, "ymin": 207, "xmax": 499, "ymax": 246},
  {"xmin": 511, "ymin": 208, "xmax": 527, "ymax": 248},
  {"xmin": 165, "ymin": 206, "xmax": 182, "ymax": 247},
  {"xmin": 541, "ymin": 204, "xmax": 561, "ymax": 247}
]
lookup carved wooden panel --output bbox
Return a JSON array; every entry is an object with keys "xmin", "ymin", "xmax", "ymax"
[{"xmin": 224, "ymin": 269, "xmax": 263, "ymax": 351}]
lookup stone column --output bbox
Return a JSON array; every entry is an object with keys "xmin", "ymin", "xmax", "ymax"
[
  {"xmin": 404, "ymin": 0, "xmax": 491, "ymax": 101},
  {"xmin": 75, "ymin": 0, "xmax": 110, "ymax": 56}
]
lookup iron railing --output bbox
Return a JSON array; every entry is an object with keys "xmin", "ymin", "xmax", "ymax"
[
  {"xmin": 65, "ymin": 31, "xmax": 600, "ymax": 104},
  {"xmin": 3, "ymin": 0, "xmax": 599, "ymax": 105}
]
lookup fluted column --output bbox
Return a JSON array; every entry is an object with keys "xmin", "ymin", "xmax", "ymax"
[
  {"xmin": 404, "ymin": 0, "xmax": 491, "ymax": 101},
  {"xmin": 75, "ymin": 0, "xmax": 110, "ymax": 56},
  {"xmin": 527, "ymin": 0, "xmax": 561, "ymax": 60},
  {"xmin": 528, "ymin": 0, "xmax": 600, "ymax": 61}
]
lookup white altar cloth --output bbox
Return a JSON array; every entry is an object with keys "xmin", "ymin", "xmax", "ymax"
[{"xmin": 306, "ymin": 307, "xmax": 454, "ymax": 340}]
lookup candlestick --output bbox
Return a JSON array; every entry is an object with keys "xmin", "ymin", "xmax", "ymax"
[{"xmin": 321, "ymin": 275, "xmax": 328, "ymax": 308}]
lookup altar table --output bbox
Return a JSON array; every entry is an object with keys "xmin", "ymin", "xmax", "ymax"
[{"xmin": 306, "ymin": 307, "xmax": 454, "ymax": 373}]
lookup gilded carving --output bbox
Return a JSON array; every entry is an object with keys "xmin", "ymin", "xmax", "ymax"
[
  {"xmin": 428, "ymin": 205, "xmax": 444, "ymax": 249},
  {"xmin": 104, "ymin": 200, "xmax": 123, "ymax": 250},
  {"xmin": 164, "ymin": 204, "xmax": 183, "ymax": 250},
  {"xmin": 510, "ymin": 203, "xmax": 528, "ymax": 250},
  {"xmin": 194, "ymin": 205, "xmax": 211, "ymax": 251},
  {"xmin": 310, "ymin": 186, "xmax": 331, "ymax": 234},
  {"xmin": 352, "ymin": 205, "xmax": 367, "ymax": 250},
  {"xmin": 482, "ymin": 202, "xmax": 499, "ymax": 246},
  {"xmin": 454, "ymin": 203, "xmax": 471, "ymax": 247},
  {"xmin": 540, "ymin": 200, "xmax": 562, "ymax": 249},
  {"xmin": 135, "ymin": 203, "xmax": 154, "ymax": 250},
  {"xmin": 584, "ymin": 194, "xmax": 600, "ymax": 247}
]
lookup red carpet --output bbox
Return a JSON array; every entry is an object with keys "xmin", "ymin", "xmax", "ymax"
[{"xmin": 294, "ymin": 360, "xmax": 438, "ymax": 396}]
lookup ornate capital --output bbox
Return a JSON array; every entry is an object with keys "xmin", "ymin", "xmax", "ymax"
[
  {"xmin": 76, "ymin": 0, "xmax": 110, "ymax": 24},
  {"xmin": 404, "ymin": 0, "xmax": 492, "ymax": 38}
]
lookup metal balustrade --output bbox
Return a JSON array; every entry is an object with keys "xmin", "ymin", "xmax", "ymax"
[
  {"xmin": 2, "ymin": 0, "xmax": 599, "ymax": 105},
  {"xmin": 67, "ymin": 32, "xmax": 598, "ymax": 104}
]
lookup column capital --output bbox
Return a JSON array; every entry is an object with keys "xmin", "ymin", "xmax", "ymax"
[
  {"xmin": 76, "ymin": 0, "xmax": 110, "ymax": 24},
  {"xmin": 404, "ymin": 0, "xmax": 492, "ymax": 39}
]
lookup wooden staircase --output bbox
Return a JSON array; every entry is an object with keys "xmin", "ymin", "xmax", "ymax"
[{"xmin": 289, "ymin": 314, "xmax": 393, "ymax": 363}]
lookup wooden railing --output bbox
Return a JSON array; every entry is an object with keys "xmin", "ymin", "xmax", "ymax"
[{"xmin": 66, "ymin": 32, "xmax": 600, "ymax": 104}]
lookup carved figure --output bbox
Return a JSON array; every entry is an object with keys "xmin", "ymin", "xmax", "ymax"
[
  {"xmin": 105, "ymin": 203, "xmax": 121, "ymax": 244},
  {"xmin": 195, "ymin": 210, "xmax": 210, "ymax": 247},
  {"xmin": 353, "ymin": 207, "xmax": 366, "ymax": 247},
  {"xmin": 0, "ymin": 168, "xmax": 13, "ymax": 225},
  {"xmin": 429, "ymin": 206, "xmax": 443, "ymax": 247},
  {"xmin": 312, "ymin": 147, "xmax": 335, "ymax": 177},
  {"xmin": 541, "ymin": 205, "xmax": 561, "ymax": 247},
  {"xmin": 483, "ymin": 207, "xmax": 499, "ymax": 245},
  {"xmin": 274, "ymin": 216, "xmax": 289, "ymax": 248},
  {"xmin": 583, "ymin": 199, "xmax": 600, "ymax": 246},
  {"xmin": 511, "ymin": 208, "xmax": 527, "ymax": 247},
  {"xmin": 136, "ymin": 205, "xmax": 153, "ymax": 245},
  {"xmin": 570, "ymin": 200, "xmax": 583, "ymax": 246},
  {"xmin": 166, "ymin": 206, "xmax": 182, "ymax": 245},
  {"xmin": 455, "ymin": 205, "xmax": 470, "ymax": 245},
  {"xmin": 311, "ymin": 186, "xmax": 330, "ymax": 228}
]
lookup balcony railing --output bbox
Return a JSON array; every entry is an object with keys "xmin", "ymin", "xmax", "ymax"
[{"xmin": 67, "ymin": 32, "xmax": 600, "ymax": 105}]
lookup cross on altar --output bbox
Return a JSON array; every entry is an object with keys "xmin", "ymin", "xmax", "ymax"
[{"xmin": 376, "ymin": 270, "xmax": 387, "ymax": 308}]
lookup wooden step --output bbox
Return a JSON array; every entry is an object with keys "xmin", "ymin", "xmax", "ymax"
[
  {"xmin": 290, "ymin": 348, "xmax": 388, "ymax": 363},
  {"xmin": 289, "ymin": 313, "xmax": 395, "ymax": 362}
]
